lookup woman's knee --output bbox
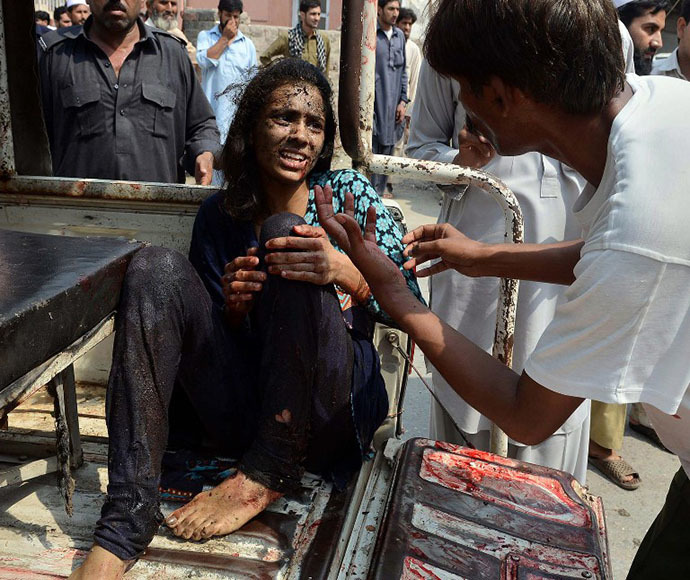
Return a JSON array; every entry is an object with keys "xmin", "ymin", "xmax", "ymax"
[
  {"xmin": 259, "ymin": 213, "xmax": 306, "ymax": 246},
  {"xmin": 125, "ymin": 246, "xmax": 191, "ymax": 289}
]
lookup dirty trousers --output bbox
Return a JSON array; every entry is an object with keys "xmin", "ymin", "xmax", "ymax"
[{"xmin": 95, "ymin": 224, "xmax": 359, "ymax": 560}]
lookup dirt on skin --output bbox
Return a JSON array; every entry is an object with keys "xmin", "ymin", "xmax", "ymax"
[{"xmin": 165, "ymin": 470, "xmax": 283, "ymax": 541}]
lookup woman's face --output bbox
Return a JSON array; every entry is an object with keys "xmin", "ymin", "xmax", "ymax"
[{"xmin": 253, "ymin": 82, "xmax": 327, "ymax": 191}]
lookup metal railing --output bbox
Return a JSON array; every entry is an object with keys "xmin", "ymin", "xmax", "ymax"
[{"xmin": 338, "ymin": 0, "xmax": 524, "ymax": 455}]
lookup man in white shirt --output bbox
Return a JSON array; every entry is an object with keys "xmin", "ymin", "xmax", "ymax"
[
  {"xmin": 616, "ymin": 0, "xmax": 669, "ymax": 75},
  {"xmin": 407, "ymin": 62, "xmax": 590, "ymax": 484},
  {"xmin": 652, "ymin": 0, "xmax": 690, "ymax": 79},
  {"xmin": 317, "ymin": 1, "xmax": 690, "ymax": 576}
]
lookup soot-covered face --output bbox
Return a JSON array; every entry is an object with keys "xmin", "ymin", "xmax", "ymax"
[{"xmin": 252, "ymin": 83, "xmax": 327, "ymax": 190}]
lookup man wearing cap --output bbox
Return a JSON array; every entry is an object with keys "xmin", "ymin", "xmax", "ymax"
[
  {"xmin": 617, "ymin": 0, "xmax": 669, "ymax": 74},
  {"xmin": 39, "ymin": 0, "xmax": 219, "ymax": 184},
  {"xmin": 196, "ymin": 0, "xmax": 257, "ymax": 141},
  {"xmin": 653, "ymin": 0, "xmax": 690, "ymax": 79},
  {"xmin": 260, "ymin": 1, "xmax": 331, "ymax": 74},
  {"xmin": 66, "ymin": 0, "xmax": 90, "ymax": 26}
]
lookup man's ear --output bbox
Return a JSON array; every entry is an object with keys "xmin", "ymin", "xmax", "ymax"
[
  {"xmin": 678, "ymin": 17, "xmax": 687, "ymax": 39},
  {"xmin": 487, "ymin": 76, "xmax": 528, "ymax": 118}
]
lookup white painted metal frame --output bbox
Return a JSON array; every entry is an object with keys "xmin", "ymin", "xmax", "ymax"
[{"xmin": 348, "ymin": 0, "xmax": 524, "ymax": 456}]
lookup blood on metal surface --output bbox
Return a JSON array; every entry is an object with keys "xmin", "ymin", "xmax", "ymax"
[{"xmin": 368, "ymin": 439, "xmax": 611, "ymax": 579}]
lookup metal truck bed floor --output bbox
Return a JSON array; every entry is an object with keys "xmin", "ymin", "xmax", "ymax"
[{"xmin": 0, "ymin": 385, "xmax": 355, "ymax": 579}]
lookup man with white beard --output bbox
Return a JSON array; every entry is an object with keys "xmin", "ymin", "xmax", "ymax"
[{"xmin": 145, "ymin": 0, "xmax": 197, "ymax": 70}]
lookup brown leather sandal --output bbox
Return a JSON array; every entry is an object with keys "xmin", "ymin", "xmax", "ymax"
[{"xmin": 589, "ymin": 456, "xmax": 641, "ymax": 491}]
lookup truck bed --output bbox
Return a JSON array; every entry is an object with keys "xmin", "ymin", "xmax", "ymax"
[{"xmin": 0, "ymin": 384, "xmax": 359, "ymax": 579}]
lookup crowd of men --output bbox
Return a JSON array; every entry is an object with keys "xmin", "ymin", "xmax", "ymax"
[
  {"xmin": 27, "ymin": 0, "xmax": 690, "ymax": 576},
  {"xmin": 35, "ymin": 0, "xmax": 337, "ymax": 186}
]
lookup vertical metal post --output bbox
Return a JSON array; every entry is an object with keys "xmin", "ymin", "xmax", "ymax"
[
  {"xmin": 0, "ymin": 0, "xmax": 16, "ymax": 177},
  {"xmin": 358, "ymin": 0, "xmax": 377, "ymax": 163}
]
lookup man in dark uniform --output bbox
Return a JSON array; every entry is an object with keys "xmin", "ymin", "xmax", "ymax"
[{"xmin": 39, "ymin": 0, "xmax": 220, "ymax": 184}]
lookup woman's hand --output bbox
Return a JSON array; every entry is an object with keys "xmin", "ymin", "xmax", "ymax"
[
  {"xmin": 402, "ymin": 223, "xmax": 488, "ymax": 278},
  {"xmin": 222, "ymin": 247, "xmax": 266, "ymax": 325},
  {"xmin": 263, "ymin": 224, "xmax": 349, "ymax": 287}
]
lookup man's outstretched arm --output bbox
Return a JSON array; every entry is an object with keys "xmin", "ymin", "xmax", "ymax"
[
  {"xmin": 402, "ymin": 223, "xmax": 584, "ymax": 286},
  {"xmin": 315, "ymin": 186, "xmax": 584, "ymax": 445}
]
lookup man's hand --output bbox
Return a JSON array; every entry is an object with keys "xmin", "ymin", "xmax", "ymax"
[
  {"xmin": 222, "ymin": 247, "xmax": 266, "ymax": 326},
  {"xmin": 314, "ymin": 184, "xmax": 408, "ymax": 301},
  {"xmin": 402, "ymin": 223, "xmax": 488, "ymax": 278},
  {"xmin": 221, "ymin": 16, "xmax": 239, "ymax": 41},
  {"xmin": 395, "ymin": 101, "xmax": 406, "ymax": 124},
  {"xmin": 451, "ymin": 125, "xmax": 495, "ymax": 169},
  {"xmin": 195, "ymin": 151, "xmax": 214, "ymax": 185}
]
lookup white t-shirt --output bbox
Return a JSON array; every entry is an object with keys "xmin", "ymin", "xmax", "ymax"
[{"xmin": 525, "ymin": 74, "xmax": 690, "ymax": 474}]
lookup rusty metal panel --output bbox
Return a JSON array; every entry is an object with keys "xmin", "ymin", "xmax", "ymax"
[{"xmin": 369, "ymin": 438, "xmax": 610, "ymax": 580}]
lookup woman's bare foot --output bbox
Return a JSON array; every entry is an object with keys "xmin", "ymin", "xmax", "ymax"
[
  {"xmin": 165, "ymin": 470, "xmax": 282, "ymax": 541},
  {"xmin": 68, "ymin": 545, "xmax": 129, "ymax": 580}
]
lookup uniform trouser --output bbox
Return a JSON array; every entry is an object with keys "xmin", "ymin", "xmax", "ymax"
[
  {"xmin": 590, "ymin": 401, "xmax": 627, "ymax": 450},
  {"xmin": 627, "ymin": 467, "xmax": 690, "ymax": 579},
  {"xmin": 94, "ymin": 213, "xmax": 358, "ymax": 561},
  {"xmin": 370, "ymin": 135, "xmax": 394, "ymax": 195}
]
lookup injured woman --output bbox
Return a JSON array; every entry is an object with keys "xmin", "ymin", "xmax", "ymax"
[{"xmin": 70, "ymin": 58, "xmax": 423, "ymax": 579}]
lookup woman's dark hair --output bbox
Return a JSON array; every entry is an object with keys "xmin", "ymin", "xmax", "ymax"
[
  {"xmin": 425, "ymin": 0, "xmax": 625, "ymax": 115},
  {"xmin": 220, "ymin": 58, "xmax": 336, "ymax": 221}
]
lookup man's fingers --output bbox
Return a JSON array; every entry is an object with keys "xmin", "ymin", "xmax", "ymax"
[
  {"xmin": 344, "ymin": 192, "xmax": 355, "ymax": 217},
  {"xmin": 402, "ymin": 223, "xmax": 442, "ymax": 246},
  {"xmin": 335, "ymin": 213, "xmax": 364, "ymax": 246},
  {"xmin": 364, "ymin": 206, "xmax": 377, "ymax": 243},
  {"xmin": 414, "ymin": 261, "xmax": 449, "ymax": 278}
]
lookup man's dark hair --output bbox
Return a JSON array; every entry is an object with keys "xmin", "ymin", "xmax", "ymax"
[
  {"xmin": 680, "ymin": 0, "xmax": 690, "ymax": 21},
  {"xmin": 35, "ymin": 10, "xmax": 50, "ymax": 23},
  {"xmin": 53, "ymin": 6, "xmax": 67, "ymax": 22},
  {"xmin": 220, "ymin": 58, "xmax": 336, "ymax": 221},
  {"xmin": 425, "ymin": 0, "xmax": 625, "ymax": 115},
  {"xmin": 378, "ymin": 0, "xmax": 399, "ymax": 8},
  {"xmin": 300, "ymin": 1, "xmax": 321, "ymax": 12},
  {"xmin": 398, "ymin": 7, "xmax": 417, "ymax": 23},
  {"xmin": 617, "ymin": 1, "xmax": 670, "ymax": 28},
  {"xmin": 218, "ymin": 0, "xmax": 243, "ymax": 13}
]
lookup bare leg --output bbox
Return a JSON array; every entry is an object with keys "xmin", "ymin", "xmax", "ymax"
[
  {"xmin": 68, "ymin": 546, "xmax": 129, "ymax": 580},
  {"xmin": 165, "ymin": 471, "xmax": 282, "ymax": 541}
]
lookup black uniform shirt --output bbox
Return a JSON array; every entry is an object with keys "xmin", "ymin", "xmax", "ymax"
[{"xmin": 39, "ymin": 19, "xmax": 220, "ymax": 183}]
